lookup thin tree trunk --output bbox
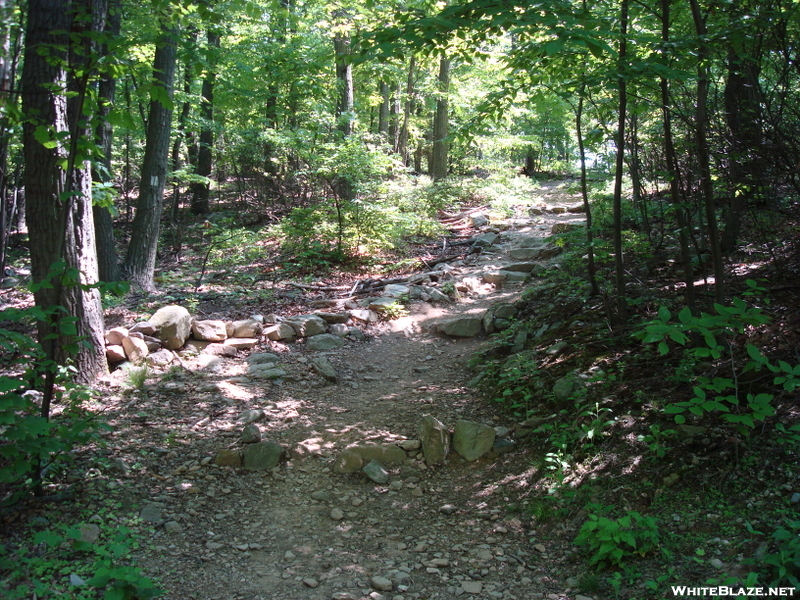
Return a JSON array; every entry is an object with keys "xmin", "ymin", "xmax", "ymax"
[
  {"xmin": 378, "ymin": 81, "xmax": 389, "ymax": 136},
  {"xmin": 689, "ymin": 0, "xmax": 725, "ymax": 303},
  {"xmin": 190, "ymin": 30, "xmax": 220, "ymax": 215},
  {"xmin": 334, "ymin": 28, "xmax": 355, "ymax": 202},
  {"xmin": 430, "ymin": 57, "xmax": 450, "ymax": 181},
  {"xmin": 660, "ymin": 0, "xmax": 695, "ymax": 308},
  {"xmin": 92, "ymin": 0, "xmax": 121, "ymax": 283},
  {"xmin": 576, "ymin": 91, "xmax": 600, "ymax": 296},
  {"xmin": 612, "ymin": 0, "xmax": 629, "ymax": 321},
  {"xmin": 397, "ymin": 55, "xmax": 415, "ymax": 164},
  {"xmin": 122, "ymin": 24, "xmax": 178, "ymax": 292}
]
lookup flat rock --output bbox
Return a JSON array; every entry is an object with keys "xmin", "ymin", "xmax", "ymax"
[
  {"xmin": 222, "ymin": 337, "xmax": 257, "ymax": 350},
  {"xmin": 105, "ymin": 345, "xmax": 126, "ymax": 363},
  {"xmin": 311, "ymin": 356, "xmax": 338, "ymax": 382},
  {"xmin": 192, "ymin": 319, "xmax": 228, "ymax": 342},
  {"xmin": 371, "ymin": 576, "xmax": 393, "ymax": 592},
  {"xmin": 139, "ymin": 503, "xmax": 163, "ymax": 523},
  {"xmin": 248, "ymin": 364, "xmax": 287, "ymax": 379},
  {"xmin": 349, "ymin": 309, "xmax": 379, "ymax": 323},
  {"xmin": 105, "ymin": 327, "xmax": 128, "ymax": 345},
  {"xmin": 236, "ymin": 409, "xmax": 265, "ymax": 424},
  {"xmin": 306, "ymin": 334, "xmax": 346, "ymax": 351},
  {"xmin": 200, "ymin": 343, "xmax": 239, "ymax": 357},
  {"xmin": 229, "ymin": 317, "xmax": 263, "ymax": 338},
  {"xmin": 435, "ymin": 316, "xmax": 483, "ymax": 338},
  {"xmin": 146, "ymin": 349, "xmax": 174, "ymax": 367},
  {"xmin": 508, "ymin": 245, "xmax": 561, "ymax": 261},
  {"xmin": 214, "ymin": 449, "xmax": 242, "ymax": 467},
  {"xmin": 264, "ymin": 322, "xmax": 296, "ymax": 341},
  {"xmin": 246, "ymin": 353, "xmax": 281, "ymax": 365},
  {"xmin": 314, "ymin": 312, "xmax": 349, "ymax": 324},
  {"xmin": 284, "ymin": 314, "xmax": 328, "ymax": 337}
]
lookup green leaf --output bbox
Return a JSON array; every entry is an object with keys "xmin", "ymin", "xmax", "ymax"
[{"xmin": 657, "ymin": 306, "xmax": 671, "ymax": 322}]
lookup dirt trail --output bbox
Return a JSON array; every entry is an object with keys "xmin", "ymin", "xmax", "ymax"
[{"xmin": 124, "ymin": 181, "xmax": 589, "ymax": 600}]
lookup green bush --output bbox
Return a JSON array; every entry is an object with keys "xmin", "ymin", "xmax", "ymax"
[
  {"xmin": 575, "ymin": 505, "xmax": 661, "ymax": 569},
  {"xmin": 743, "ymin": 519, "xmax": 800, "ymax": 587}
]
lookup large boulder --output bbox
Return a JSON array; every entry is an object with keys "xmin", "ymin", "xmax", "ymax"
[
  {"xmin": 149, "ymin": 305, "xmax": 192, "ymax": 350},
  {"xmin": 452, "ymin": 420, "xmax": 496, "ymax": 462},
  {"xmin": 418, "ymin": 416, "xmax": 450, "ymax": 466}
]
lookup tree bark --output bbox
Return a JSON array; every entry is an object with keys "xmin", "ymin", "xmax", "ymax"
[
  {"xmin": 22, "ymin": 0, "xmax": 107, "ymax": 383},
  {"xmin": 576, "ymin": 90, "xmax": 599, "ymax": 296},
  {"xmin": 689, "ymin": 0, "xmax": 725, "ymax": 303},
  {"xmin": 430, "ymin": 57, "xmax": 450, "ymax": 181},
  {"xmin": 378, "ymin": 81, "xmax": 389, "ymax": 136},
  {"xmin": 612, "ymin": 0, "xmax": 629, "ymax": 321},
  {"xmin": 397, "ymin": 55, "xmax": 415, "ymax": 164},
  {"xmin": 190, "ymin": 29, "xmax": 220, "ymax": 215},
  {"xmin": 92, "ymin": 0, "xmax": 121, "ymax": 283},
  {"xmin": 122, "ymin": 24, "xmax": 178, "ymax": 292}
]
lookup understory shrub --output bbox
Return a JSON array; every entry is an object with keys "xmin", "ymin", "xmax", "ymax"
[{"xmin": 575, "ymin": 504, "xmax": 661, "ymax": 569}]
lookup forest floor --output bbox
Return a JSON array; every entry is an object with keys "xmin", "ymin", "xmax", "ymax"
[{"xmin": 3, "ymin": 179, "xmax": 799, "ymax": 600}]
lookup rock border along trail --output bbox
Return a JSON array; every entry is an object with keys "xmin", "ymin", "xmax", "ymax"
[{"xmin": 119, "ymin": 182, "xmax": 590, "ymax": 600}]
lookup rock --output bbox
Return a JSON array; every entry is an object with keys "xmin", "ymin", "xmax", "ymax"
[
  {"xmin": 201, "ymin": 343, "xmax": 239, "ymax": 357},
  {"xmin": 382, "ymin": 284, "xmax": 410, "ymax": 298},
  {"xmin": 192, "ymin": 319, "xmax": 228, "ymax": 342},
  {"xmin": 439, "ymin": 504, "xmax": 457, "ymax": 515},
  {"xmin": 418, "ymin": 415, "xmax": 450, "ymax": 466},
  {"xmin": 493, "ymin": 303, "xmax": 517, "ymax": 319},
  {"xmin": 78, "ymin": 523, "xmax": 101, "ymax": 544},
  {"xmin": 121, "ymin": 335, "xmax": 149, "ymax": 364},
  {"xmin": 105, "ymin": 345, "xmax": 126, "ymax": 363},
  {"xmin": 368, "ymin": 297, "xmax": 402, "ymax": 313},
  {"xmin": 329, "ymin": 323, "xmax": 350, "ymax": 337},
  {"xmin": 435, "ymin": 316, "xmax": 483, "ymax": 338},
  {"xmin": 311, "ymin": 356, "xmax": 338, "ymax": 382},
  {"xmin": 461, "ymin": 581, "xmax": 483, "ymax": 594},
  {"xmin": 473, "ymin": 232, "xmax": 498, "ymax": 247},
  {"xmin": 397, "ymin": 439, "xmax": 420, "ymax": 451},
  {"xmin": 236, "ymin": 409, "xmax": 265, "ymax": 424},
  {"xmin": 241, "ymin": 424, "xmax": 262, "ymax": 444},
  {"xmin": 129, "ymin": 321, "xmax": 156, "ymax": 336},
  {"xmin": 510, "ymin": 330, "xmax": 527, "ymax": 353},
  {"xmin": 307, "ymin": 334, "xmax": 346, "ymax": 351},
  {"xmin": 222, "ymin": 338, "xmax": 257, "ymax": 350},
  {"xmin": 139, "ymin": 503, "xmax": 162, "ymax": 523},
  {"xmin": 230, "ymin": 318, "xmax": 263, "ymax": 338},
  {"xmin": 482, "ymin": 271, "xmax": 507, "ymax": 286},
  {"xmin": 363, "ymin": 460, "xmax": 390, "ymax": 484},
  {"xmin": 492, "ymin": 438, "xmax": 516, "ymax": 455},
  {"xmin": 149, "ymin": 306, "xmax": 192, "ymax": 350},
  {"xmin": 371, "ymin": 576, "xmax": 393, "ymax": 592},
  {"xmin": 311, "ymin": 490, "xmax": 331, "ymax": 502},
  {"xmin": 348, "ymin": 327, "xmax": 366, "ymax": 341},
  {"xmin": 314, "ymin": 312, "xmax": 349, "ymax": 324},
  {"xmin": 349, "ymin": 309, "xmax": 379, "ymax": 323},
  {"xmin": 453, "ymin": 420, "xmax": 496, "ymax": 461},
  {"xmin": 214, "ymin": 449, "xmax": 242, "ymax": 467},
  {"xmin": 146, "ymin": 349, "xmax": 174, "ymax": 367},
  {"xmin": 303, "ymin": 578, "xmax": 319, "ymax": 588},
  {"xmin": 333, "ymin": 449, "xmax": 365, "ymax": 474},
  {"xmin": 545, "ymin": 340, "xmax": 568, "ymax": 355},
  {"xmin": 248, "ymin": 364, "xmax": 287, "ymax": 379},
  {"xmin": 331, "ymin": 594, "xmax": 358, "ymax": 600},
  {"xmin": 552, "ymin": 372, "xmax": 587, "ymax": 404},
  {"xmin": 246, "ymin": 353, "xmax": 281, "ymax": 366},
  {"xmin": 710, "ymin": 558, "xmax": 725, "ymax": 569},
  {"xmin": 242, "ymin": 441, "xmax": 284, "ymax": 470},
  {"xmin": 792, "ymin": 493, "xmax": 800, "ymax": 504},
  {"xmin": 284, "ymin": 314, "xmax": 328, "ymax": 337},
  {"xmin": 163, "ymin": 521, "xmax": 183, "ymax": 534},
  {"xmin": 470, "ymin": 213, "xmax": 489, "ymax": 228},
  {"xmin": 426, "ymin": 288, "xmax": 451, "ymax": 303},
  {"xmin": 105, "ymin": 327, "xmax": 128, "ymax": 345},
  {"xmin": 503, "ymin": 262, "xmax": 537, "ymax": 273},
  {"xmin": 330, "ymin": 508, "xmax": 345, "ymax": 521},
  {"xmin": 508, "ymin": 245, "xmax": 561, "ymax": 261},
  {"xmin": 264, "ymin": 322, "xmax": 296, "ymax": 341}
]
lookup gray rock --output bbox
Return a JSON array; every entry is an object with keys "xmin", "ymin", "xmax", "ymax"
[
  {"xmin": 551, "ymin": 222, "xmax": 582, "ymax": 234},
  {"xmin": 333, "ymin": 444, "xmax": 406, "ymax": 473},
  {"xmin": 311, "ymin": 356, "xmax": 338, "ymax": 382},
  {"xmin": 129, "ymin": 321, "xmax": 156, "ymax": 336},
  {"xmin": 473, "ymin": 232, "xmax": 498, "ymax": 247},
  {"xmin": 371, "ymin": 575, "xmax": 393, "ymax": 592},
  {"xmin": 418, "ymin": 415, "xmax": 450, "ymax": 466},
  {"xmin": 510, "ymin": 330, "xmax": 528, "ymax": 353},
  {"xmin": 545, "ymin": 340, "xmax": 568, "ymax": 355},
  {"xmin": 146, "ymin": 349, "xmax": 174, "ymax": 367},
  {"xmin": 163, "ymin": 521, "xmax": 183, "ymax": 533},
  {"xmin": 192, "ymin": 319, "xmax": 228, "ymax": 342},
  {"xmin": 284, "ymin": 314, "xmax": 328, "ymax": 337},
  {"xmin": 329, "ymin": 323, "xmax": 350, "ymax": 337},
  {"xmin": 452, "ymin": 420, "xmax": 496, "ymax": 461},
  {"xmin": 314, "ymin": 312, "xmax": 349, "ymax": 324},
  {"xmin": 214, "ymin": 449, "xmax": 242, "ymax": 467},
  {"xmin": 307, "ymin": 334, "xmax": 346, "ymax": 351},
  {"xmin": 435, "ymin": 316, "xmax": 483, "ymax": 338},
  {"xmin": 330, "ymin": 508, "xmax": 345, "ymax": 521},
  {"xmin": 552, "ymin": 372, "xmax": 587, "ymax": 404},
  {"xmin": 242, "ymin": 441, "xmax": 284, "ymax": 470},
  {"xmin": 311, "ymin": 490, "xmax": 331, "ymax": 502},
  {"xmin": 508, "ymin": 245, "xmax": 561, "ymax": 261},
  {"xmin": 248, "ymin": 364, "xmax": 287, "ymax": 380},
  {"xmin": 493, "ymin": 303, "xmax": 517, "ymax": 319},
  {"xmin": 149, "ymin": 305, "xmax": 192, "ymax": 350},
  {"xmin": 347, "ymin": 327, "xmax": 366, "ymax": 340},
  {"xmin": 139, "ymin": 503, "xmax": 162, "ymax": 523},
  {"xmin": 121, "ymin": 335, "xmax": 149, "ymax": 364},
  {"xmin": 78, "ymin": 523, "xmax": 101, "ymax": 544},
  {"xmin": 503, "ymin": 262, "xmax": 537, "ymax": 273},
  {"xmin": 241, "ymin": 423, "xmax": 262, "ymax": 444},
  {"xmin": 230, "ymin": 317, "xmax": 263, "ymax": 338},
  {"xmin": 349, "ymin": 309, "xmax": 379, "ymax": 323},
  {"xmin": 492, "ymin": 438, "xmax": 516, "ymax": 454},
  {"xmin": 246, "ymin": 352, "xmax": 281, "ymax": 365},
  {"xmin": 332, "ymin": 449, "xmax": 365, "ymax": 474},
  {"xmin": 791, "ymin": 493, "xmax": 800, "ymax": 504},
  {"xmin": 426, "ymin": 288, "xmax": 451, "ymax": 303},
  {"xmin": 302, "ymin": 578, "xmax": 319, "ymax": 588},
  {"xmin": 363, "ymin": 460, "xmax": 390, "ymax": 484},
  {"xmin": 382, "ymin": 284, "xmax": 410, "ymax": 298},
  {"xmin": 439, "ymin": 504, "xmax": 458, "ymax": 515},
  {"xmin": 470, "ymin": 213, "xmax": 489, "ymax": 228},
  {"xmin": 200, "ymin": 343, "xmax": 239, "ymax": 357},
  {"xmin": 482, "ymin": 271, "xmax": 507, "ymax": 286}
]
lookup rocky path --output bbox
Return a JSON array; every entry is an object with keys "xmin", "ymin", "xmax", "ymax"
[{"xmin": 110, "ymin": 181, "xmax": 592, "ymax": 600}]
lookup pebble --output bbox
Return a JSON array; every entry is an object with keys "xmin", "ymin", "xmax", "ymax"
[
  {"xmin": 303, "ymin": 578, "xmax": 319, "ymax": 588},
  {"xmin": 371, "ymin": 575, "xmax": 393, "ymax": 591},
  {"xmin": 710, "ymin": 558, "xmax": 725, "ymax": 569},
  {"xmin": 331, "ymin": 508, "xmax": 345, "ymax": 521},
  {"xmin": 439, "ymin": 504, "xmax": 457, "ymax": 515}
]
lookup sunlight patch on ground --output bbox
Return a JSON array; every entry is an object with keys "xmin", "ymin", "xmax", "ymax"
[{"xmin": 215, "ymin": 379, "xmax": 257, "ymax": 402}]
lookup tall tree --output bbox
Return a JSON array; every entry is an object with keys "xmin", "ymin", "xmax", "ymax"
[
  {"xmin": 430, "ymin": 55, "xmax": 450, "ymax": 181},
  {"xmin": 21, "ymin": 0, "xmax": 108, "ymax": 383},
  {"xmin": 122, "ymin": 21, "xmax": 178, "ymax": 292},
  {"xmin": 190, "ymin": 28, "xmax": 221, "ymax": 215},
  {"xmin": 612, "ymin": 0, "xmax": 629, "ymax": 320}
]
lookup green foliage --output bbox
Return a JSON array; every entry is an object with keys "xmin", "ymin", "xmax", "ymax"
[
  {"xmin": 636, "ymin": 424, "xmax": 676, "ymax": 458},
  {"xmin": 123, "ymin": 365, "xmax": 148, "ymax": 390},
  {"xmin": 575, "ymin": 505, "xmax": 661, "ymax": 569},
  {"xmin": 0, "ymin": 524, "xmax": 162, "ymax": 599},
  {"xmin": 743, "ymin": 520, "xmax": 800, "ymax": 587},
  {"xmin": 633, "ymin": 283, "xmax": 798, "ymax": 434}
]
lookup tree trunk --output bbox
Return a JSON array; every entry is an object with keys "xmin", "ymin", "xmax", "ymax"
[
  {"xmin": 378, "ymin": 81, "xmax": 389, "ymax": 136},
  {"xmin": 92, "ymin": 0, "xmax": 121, "ymax": 283},
  {"xmin": 612, "ymin": 0, "xmax": 629, "ymax": 321},
  {"xmin": 576, "ymin": 91, "xmax": 599, "ymax": 296},
  {"xmin": 397, "ymin": 55, "xmax": 415, "ymax": 164},
  {"xmin": 122, "ymin": 24, "xmax": 178, "ymax": 292},
  {"xmin": 689, "ymin": 0, "xmax": 725, "ymax": 303},
  {"xmin": 430, "ymin": 57, "xmax": 450, "ymax": 181},
  {"xmin": 334, "ymin": 33, "xmax": 354, "ymax": 137},
  {"xmin": 660, "ymin": 0, "xmax": 695, "ymax": 309},
  {"xmin": 22, "ymin": 0, "xmax": 108, "ymax": 384},
  {"xmin": 190, "ymin": 30, "xmax": 220, "ymax": 215}
]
